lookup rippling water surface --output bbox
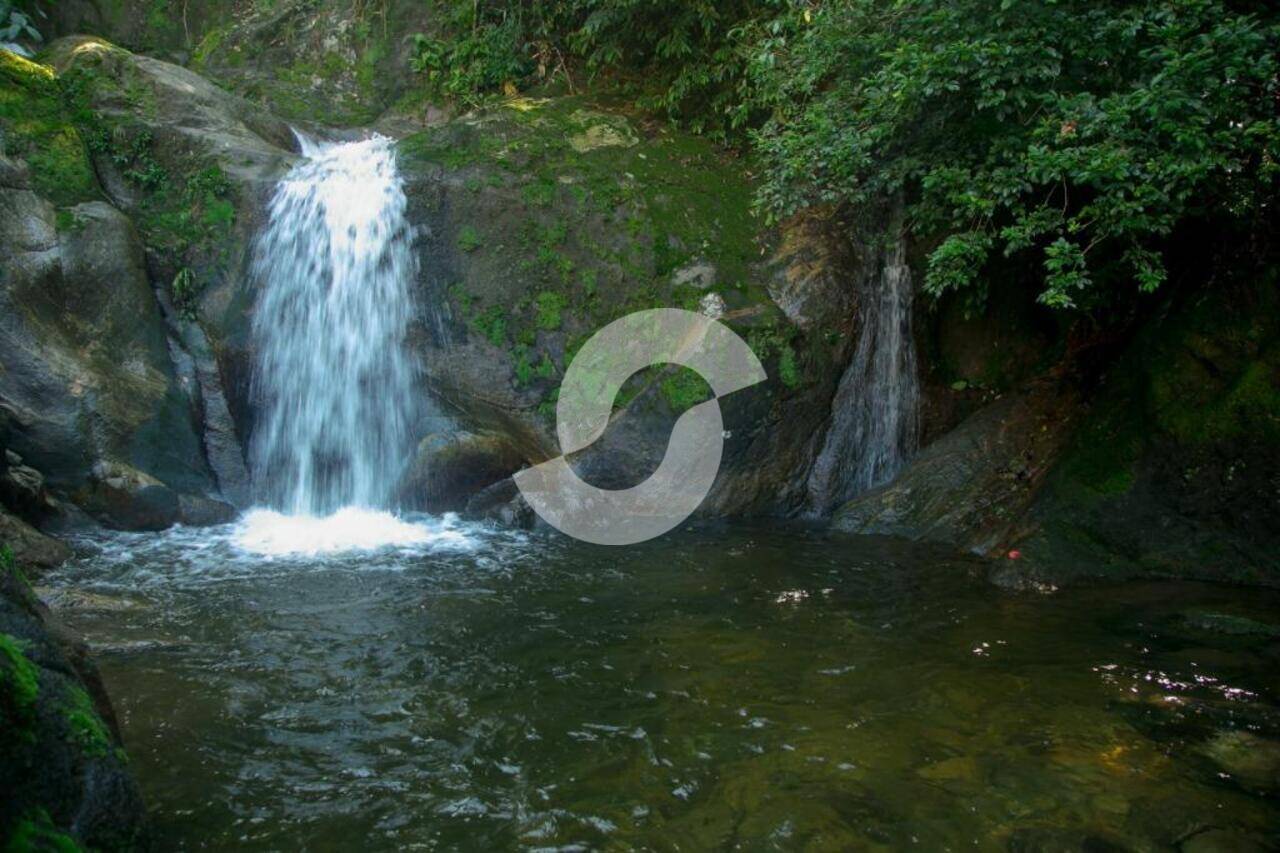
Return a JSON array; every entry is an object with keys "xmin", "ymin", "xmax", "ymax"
[{"xmin": 41, "ymin": 522, "xmax": 1280, "ymax": 849}]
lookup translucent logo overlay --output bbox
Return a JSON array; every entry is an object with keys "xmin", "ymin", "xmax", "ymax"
[{"xmin": 514, "ymin": 309, "xmax": 767, "ymax": 545}]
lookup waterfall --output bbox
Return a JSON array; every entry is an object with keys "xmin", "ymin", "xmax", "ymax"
[
  {"xmin": 807, "ymin": 234, "xmax": 920, "ymax": 514},
  {"xmin": 248, "ymin": 134, "xmax": 418, "ymax": 517}
]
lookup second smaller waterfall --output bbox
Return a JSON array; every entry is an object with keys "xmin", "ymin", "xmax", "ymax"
[{"xmin": 807, "ymin": 235, "xmax": 920, "ymax": 514}]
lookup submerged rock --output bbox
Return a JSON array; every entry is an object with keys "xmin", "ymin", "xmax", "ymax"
[
  {"xmin": 1199, "ymin": 730, "xmax": 1280, "ymax": 791},
  {"xmin": 465, "ymin": 477, "xmax": 536, "ymax": 529},
  {"xmin": 1181, "ymin": 611, "xmax": 1280, "ymax": 638}
]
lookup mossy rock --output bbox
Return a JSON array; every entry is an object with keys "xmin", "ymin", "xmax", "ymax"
[
  {"xmin": 0, "ymin": 555, "xmax": 145, "ymax": 848},
  {"xmin": 186, "ymin": 0, "xmax": 436, "ymax": 128},
  {"xmin": 1013, "ymin": 277, "xmax": 1280, "ymax": 586},
  {"xmin": 395, "ymin": 96, "xmax": 842, "ymax": 515},
  {"xmin": 0, "ymin": 49, "xmax": 99, "ymax": 206}
]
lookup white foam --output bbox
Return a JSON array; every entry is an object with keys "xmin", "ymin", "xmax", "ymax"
[{"xmin": 232, "ymin": 507, "xmax": 473, "ymax": 557}]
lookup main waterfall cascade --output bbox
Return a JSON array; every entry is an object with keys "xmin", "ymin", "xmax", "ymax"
[
  {"xmin": 241, "ymin": 133, "xmax": 446, "ymax": 554},
  {"xmin": 807, "ymin": 235, "xmax": 921, "ymax": 514}
]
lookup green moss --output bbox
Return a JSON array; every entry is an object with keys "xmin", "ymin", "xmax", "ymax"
[
  {"xmin": 0, "ymin": 632, "xmax": 39, "ymax": 743},
  {"xmin": 457, "ymin": 225, "xmax": 484, "ymax": 253},
  {"xmin": 8, "ymin": 809, "xmax": 82, "ymax": 853},
  {"xmin": 777, "ymin": 344, "xmax": 801, "ymax": 389},
  {"xmin": 190, "ymin": 24, "xmax": 229, "ymax": 70},
  {"xmin": 522, "ymin": 177, "xmax": 556, "ymax": 208},
  {"xmin": 1153, "ymin": 343, "xmax": 1280, "ymax": 446},
  {"xmin": 471, "ymin": 305, "xmax": 507, "ymax": 346},
  {"xmin": 661, "ymin": 367, "xmax": 713, "ymax": 414},
  {"xmin": 63, "ymin": 686, "xmax": 111, "ymax": 758},
  {"xmin": 402, "ymin": 96, "xmax": 779, "ymax": 392},
  {"xmin": 534, "ymin": 291, "xmax": 566, "ymax": 331},
  {"xmin": 1056, "ymin": 393, "xmax": 1142, "ymax": 497},
  {"xmin": 0, "ymin": 51, "xmax": 99, "ymax": 206}
]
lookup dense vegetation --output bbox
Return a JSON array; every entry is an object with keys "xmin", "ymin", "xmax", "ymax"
[{"xmin": 413, "ymin": 0, "xmax": 1278, "ymax": 310}]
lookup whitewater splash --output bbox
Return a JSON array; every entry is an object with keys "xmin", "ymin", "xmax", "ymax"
[
  {"xmin": 243, "ymin": 133, "xmax": 435, "ymax": 553},
  {"xmin": 234, "ymin": 508, "xmax": 473, "ymax": 558}
]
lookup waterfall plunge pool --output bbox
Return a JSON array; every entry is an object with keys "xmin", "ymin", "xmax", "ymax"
[{"xmin": 38, "ymin": 522, "xmax": 1280, "ymax": 849}]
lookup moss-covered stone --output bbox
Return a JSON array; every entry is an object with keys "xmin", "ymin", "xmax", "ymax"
[
  {"xmin": 0, "ymin": 49, "xmax": 99, "ymax": 205},
  {"xmin": 398, "ymin": 96, "xmax": 776, "ymax": 380},
  {"xmin": 63, "ymin": 685, "xmax": 114, "ymax": 758},
  {"xmin": 1012, "ymin": 277, "xmax": 1280, "ymax": 586},
  {"xmin": 0, "ymin": 631, "xmax": 39, "ymax": 743},
  {"xmin": 0, "ymin": 541, "xmax": 145, "ymax": 848},
  {"xmin": 6, "ymin": 808, "xmax": 83, "ymax": 853}
]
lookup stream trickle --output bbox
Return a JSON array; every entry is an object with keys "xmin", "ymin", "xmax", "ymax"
[{"xmin": 807, "ymin": 234, "xmax": 920, "ymax": 514}]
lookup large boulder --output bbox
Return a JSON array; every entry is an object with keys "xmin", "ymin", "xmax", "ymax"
[
  {"xmin": 394, "ymin": 97, "xmax": 850, "ymax": 516},
  {"xmin": 0, "ymin": 47, "xmax": 265, "ymax": 527},
  {"xmin": 45, "ymin": 38, "xmax": 299, "ymax": 482},
  {"xmin": 1003, "ymin": 280, "xmax": 1280, "ymax": 587},
  {"xmin": 832, "ymin": 384, "xmax": 1079, "ymax": 556},
  {"xmin": 0, "ymin": 509, "xmax": 71, "ymax": 575},
  {"xmin": 0, "ymin": 154, "xmax": 213, "ymax": 510}
]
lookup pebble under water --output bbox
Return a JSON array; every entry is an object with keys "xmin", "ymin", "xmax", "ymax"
[{"xmin": 39, "ymin": 522, "xmax": 1280, "ymax": 849}]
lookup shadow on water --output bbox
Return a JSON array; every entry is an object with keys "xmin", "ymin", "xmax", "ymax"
[{"xmin": 40, "ymin": 521, "xmax": 1280, "ymax": 849}]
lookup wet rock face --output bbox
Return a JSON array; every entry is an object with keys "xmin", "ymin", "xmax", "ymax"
[
  {"xmin": 838, "ymin": 277, "xmax": 1280, "ymax": 589},
  {"xmin": 832, "ymin": 384, "xmax": 1080, "ymax": 557},
  {"xmin": 394, "ymin": 98, "xmax": 850, "ymax": 516},
  {"xmin": 0, "ymin": 561, "xmax": 147, "ymax": 849},
  {"xmin": 0, "ymin": 160, "xmax": 214, "ymax": 503},
  {"xmin": 1006, "ymin": 280, "xmax": 1280, "ymax": 588},
  {"xmin": 0, "ymin": 42, "xmax": 290, "ymax": 528}
]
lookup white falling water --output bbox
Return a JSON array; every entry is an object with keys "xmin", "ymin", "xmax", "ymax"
[
  {"xmin": 807, "ymin": 235, "xmax": 920, "ymax": 514},
  {"xmin": 242, "ymin": 134, "xmax": 432, "ymax": 553}
]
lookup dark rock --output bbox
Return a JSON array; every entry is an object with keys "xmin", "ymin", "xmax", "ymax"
[
  {"xmin": 0, "ymin": 550, "xmax": 147, "ymax": 849},
  {"xmin": 177, "ymin": 493, "xmax": 237, "ymax": 527},
  {"xmin": 0, "ymin": 449, "xmax": 58, "ymax": 521},
  {"xmin": 1181, "ymin": 611, "xmax": 1280, "ymax": 638},
  {"xmin": 0, "ymin": 509, "xmax": 71, "ymax": 575},
  {"xmin": 77, "ymin": 462, "xmax": 180, "ymax": 532},
  {"xmin": 464, "ymin": 477, "xmax": 536, "ymax": 530},
  {"xmin": 833, "ymin": 385, "xmax": 1079, "ymax": 556},
  {"xmin": 397, "ymin": 431, "xmax": 524, "ymax": 513},
  {"xmin": 1008, "ymin": 281, "xmax": 1280, "ymax": 587}
]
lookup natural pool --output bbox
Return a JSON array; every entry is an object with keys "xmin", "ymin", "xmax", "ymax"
[{"xmin": 41, "ymin": 520, "xmax": 1280, "ymax": 849}]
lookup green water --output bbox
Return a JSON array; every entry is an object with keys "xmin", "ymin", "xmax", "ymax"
[{"xmin": 42, "ymin": 522, "xmax": 1280, "ymax": 849}]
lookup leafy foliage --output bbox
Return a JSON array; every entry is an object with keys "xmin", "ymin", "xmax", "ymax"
[
  {"xmin": 0, "ymin": 0, "xmax": 42, "ymax": 56},
  {"xmin": 744, "ymin": 0, "xmax": 1280, "ymax": 308},
  {"xmin": 415, "ymin": 0, "xmax": 1278, "ymax": 311},
  {"xmin": 409, "ymin": 0, "xmax": 783, "ymax": 131}
]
